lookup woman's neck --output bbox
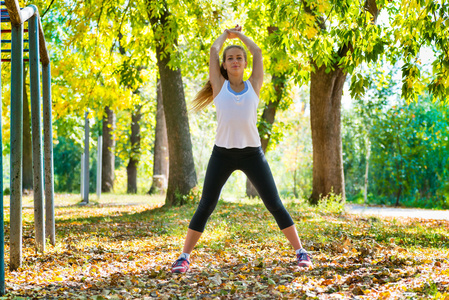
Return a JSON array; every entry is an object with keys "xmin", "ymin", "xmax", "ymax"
[{"xmin": 227, "ymin": 76, "xmax": 244, "ymax": 86}]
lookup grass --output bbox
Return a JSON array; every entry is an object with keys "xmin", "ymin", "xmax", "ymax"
[{"xmin": 1, "ymin": 193, "xmax": 449, "ymax": 299}]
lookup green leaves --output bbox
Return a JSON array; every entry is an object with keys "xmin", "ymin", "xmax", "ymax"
[
  {"xmin": 344, "ymin": 62, "xmax": 449, "ymax": 207},
  {"xmin": 350, "ymin": 72, "xmax": 371, "ymax": 99}
]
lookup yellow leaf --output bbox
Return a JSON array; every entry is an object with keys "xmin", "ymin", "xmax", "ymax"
[{"xmin": 278, "ymin": 285, "xmax": 287, "ymax": 292}]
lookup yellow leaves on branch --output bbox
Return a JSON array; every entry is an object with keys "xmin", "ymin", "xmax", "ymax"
[{"xmin": 305, "ymin": 26, "xmax": 318, "ymax": 39}]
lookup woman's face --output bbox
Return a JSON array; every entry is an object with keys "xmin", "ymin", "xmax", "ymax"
[{"xmin": 223, "ymin": 48, "xmax": 247, "ymax": 76}]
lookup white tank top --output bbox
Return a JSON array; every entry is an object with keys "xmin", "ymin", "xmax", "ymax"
[{"xmin": 213, "ymin": 80, "xmax": 261, "ymax": 149}]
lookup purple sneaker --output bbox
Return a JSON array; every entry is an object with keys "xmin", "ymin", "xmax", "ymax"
[
  {"xmin": 297, "ymin": 249, "xmax": 313, "ymax": 268},
  {"xmin": 171, "ymin": 257, "xmax": 190, "ymax": 273}
]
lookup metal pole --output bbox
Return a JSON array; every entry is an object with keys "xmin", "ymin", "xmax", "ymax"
[
  {"xmin": 43, "ymin": 62, "xmax": 55, "ymax": 245},
  {"xmin": 96, "ymin": 136, "xmax": 102, "ymax": 200},
  {"xmin": 0, "ymin": 23, "xmax": 5, "ymax": 297},
  {"xmin": 29, "ymin": 12, "xmax": 45, "ymax": 253},
  {"xmin": 10, "ymin": 22, "xmax": 24, "ymax": 271},
  {"xmin": 83, "ymin": 112, "xmax": 89, "ymax": 203},
  {"xmin": 80, "ymin": 153, "xmax": 84, "ymax": 200}
]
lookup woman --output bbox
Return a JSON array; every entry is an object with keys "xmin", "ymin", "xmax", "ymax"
[{"xmin": 171, "ymin": 25, "xmax": 312, "ymax": 273}]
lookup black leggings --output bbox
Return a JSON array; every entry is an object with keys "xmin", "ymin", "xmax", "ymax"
[{"xmin": 188, "ymin": 145, "xmax": 294, "ymax": 232}]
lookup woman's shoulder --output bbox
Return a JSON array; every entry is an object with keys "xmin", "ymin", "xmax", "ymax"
[
  {"xmin": 213, "ymin": 80, "xmax": 228, "ymax": 101},
  {"xmin": 212, "ymin": 78, "xmax": 226, "ymax": 96},
  {"xmin": 247, "ymin": 78, "xmax": 261, "ymax": 96},
  {"xmin": 245, "ymin": 79, "xmax": 255, "ymax": 92}
]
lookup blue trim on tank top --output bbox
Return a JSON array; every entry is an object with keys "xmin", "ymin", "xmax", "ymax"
[{"xmin": 227, "ymin": 81, "xmax": 248, "ymax": 95}]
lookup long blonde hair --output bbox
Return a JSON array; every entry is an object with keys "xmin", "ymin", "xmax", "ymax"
[{"xmin": 190, "ymin": 45, "xmax": 247, "ymax": 112}]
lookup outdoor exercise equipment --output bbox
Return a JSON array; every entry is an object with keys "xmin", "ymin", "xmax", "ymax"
[{"xmin": 0, "ymin": 0, "xmax": 55, "ymax": 294}]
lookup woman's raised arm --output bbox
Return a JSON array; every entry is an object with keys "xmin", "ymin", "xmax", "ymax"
[
  {"xmin": 209, "ymin": 30, "xmax": 229, "ymax": 97},
  {"xmin": 227, "ymin": 27, "xmax": 263, "ymax": 95}
]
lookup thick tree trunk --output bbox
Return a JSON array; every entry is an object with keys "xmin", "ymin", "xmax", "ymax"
[
  {"xmin": 22, "ymin": 65, "xmax": 33, "ymax": 191},
  {"xmin": 148, "ymin": 2, "xmax": 197, "ymax": 206},
  {"xmin": 127, "ymin": 106, "xmax": 142, "ymax": 194},
  {"xmin": 309, "ymin": 63, "xmax": 346, "ymax": 204},
  {"xmin": 246, "ymin": 73, "xmax": 285, "ymax": 197},
  {"xmin": 102, "ymin": 106, "xmax": 115, "ymax": 192},
  {"xmin": 149, "ymin": 79, "xmax": 169, "ymax": 194}
]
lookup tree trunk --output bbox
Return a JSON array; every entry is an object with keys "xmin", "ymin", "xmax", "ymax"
[
  {"xmin": 304, "ymin": 0, "xmax": 379, "ymax": 205},
  {"xmin": 101, "ymin": 106, "xmax": 115, "ymax": 192},
  {"xmin": 149, "ymin": 79, "xmax": 169, "ymax": 194},
  {"xmin": 245, "ymin": 78, "xmax": 283, "ymax": 197},
  {"xmin": 394, "ymin": 125, "xmax": 403, "ymax": 207},
  {"xmin": 309, "ymin": 63, "xmax": 346, "ymax": 204},
  {"xmin": 245, "ymin": 94, "xmax": 277, "ymax": 196},
  {"xmin": 148, "ymin": 1, "xmax": 197, "ymax": 206},
  {"xmin": 22, "ymin": 65, "xmax": 33, "ymax": 191},
  {"xmin": 127, "ymin": 106, "xmax": 142, "ymax": 194},
  {"xmin": 364, "ymin": 137, "xmax": 370, "ymax": 204},
  {"xmin": 246, "ymin": 55, "xmax": 286, "ymax": 197}
]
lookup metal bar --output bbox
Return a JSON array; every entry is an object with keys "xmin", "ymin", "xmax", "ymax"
[
  {"xmin": 1, "ymin": 58, "xmax": 30, "ymax": 62},
  {"xmin": 1, "ymin": 40, "xmax": 30, "ymax": 43},
  {"xmin": 0, "ymin": 22, "xmax": 5, "ymax": 298},
  {"xmin": 1, "ymin": 29, "xmax": 29, "ymax": 33},
  {"xmin": 83, "ymin": 112, "xmax": 90, "ymax": 204},
  {"xmin": 18, "ymin": 6, "xmax": 35, "ymax": 23},
  {"xmin": 9, "ymin": 22, "xmax": 23, "ymax": 271},
  {"xmin": 29, "ymin": 12, "xmax": 45, "ymax": 253},
  {"xmin": 1, "ymin": 49, "xmax": 30, "ymax": 52},
  {"xmin": 80, "ymin": 153, "xmax": 84, "ymax": 200},
  {"xmin": 96, "ymin": 136, "xmax": 102, "ymax": 200},
  {"xmin": 43, "ymin": 62, "xmax": 55, "ymax": 245}
]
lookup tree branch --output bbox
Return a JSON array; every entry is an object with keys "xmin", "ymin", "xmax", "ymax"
[
  {"xmin": 41, "ymin": 0, "xmax": 55, "ymax": 18},
  {"xmin": 364, "ymin": 0, "xmax": 379, "ymax": 24},
  {"xmin": 301, "ymin": 0, "xmax": 326, "ymax": 30}
]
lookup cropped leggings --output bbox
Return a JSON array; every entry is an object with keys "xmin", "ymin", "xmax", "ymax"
[{"xmin": 188, "ymin": 145, "xmax": 294, "ymax": 232}]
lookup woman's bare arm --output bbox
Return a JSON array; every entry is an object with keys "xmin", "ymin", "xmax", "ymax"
[
  {"xmin": 228, "ymin": 28, "xmax": 263, "ymax": 95},
  {"xmin": 209, "ymin": 30, "xmax": 228, "ymax": 98}
]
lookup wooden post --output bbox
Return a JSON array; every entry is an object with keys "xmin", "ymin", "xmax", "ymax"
[{"xmin": 29, "ymin": 10, "xmax": 45, "ymax": 253}]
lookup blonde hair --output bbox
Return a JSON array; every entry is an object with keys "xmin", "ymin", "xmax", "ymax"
[{"xmin": 190, "ymin": 45, "xmax": 247, "ymax": 112}]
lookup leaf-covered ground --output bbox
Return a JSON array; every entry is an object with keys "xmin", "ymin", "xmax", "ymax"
[{"xmin": 2, "ymin": 194, "xmax": 449, "ymax": 299}]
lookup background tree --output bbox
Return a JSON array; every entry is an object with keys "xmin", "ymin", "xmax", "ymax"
[
  {"xmin": 149, "ymin": 79, "xmax": 168, "ymax": 194},
  {"xmin": 126, "ymin": 104, "xmax": 142, "ymax": 194},
  {"xmin": 148, "ymin": 0, "xmax": 197, "ymax": 205},
  {"xmin": 343, "ymin": 60, "xmax": 449, "ymax": 208},
  {"xmin": 102, "ymin": 106, "xmax": 116, "ymax": 192},
  {"xmin": 304, "ymin": 0, "xmax": 381, "ymax": 204}
]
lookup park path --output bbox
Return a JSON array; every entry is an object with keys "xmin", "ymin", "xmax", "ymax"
[{"xmin": 345, "ymin": 204, "xmax": 449, "ymax": 221}]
